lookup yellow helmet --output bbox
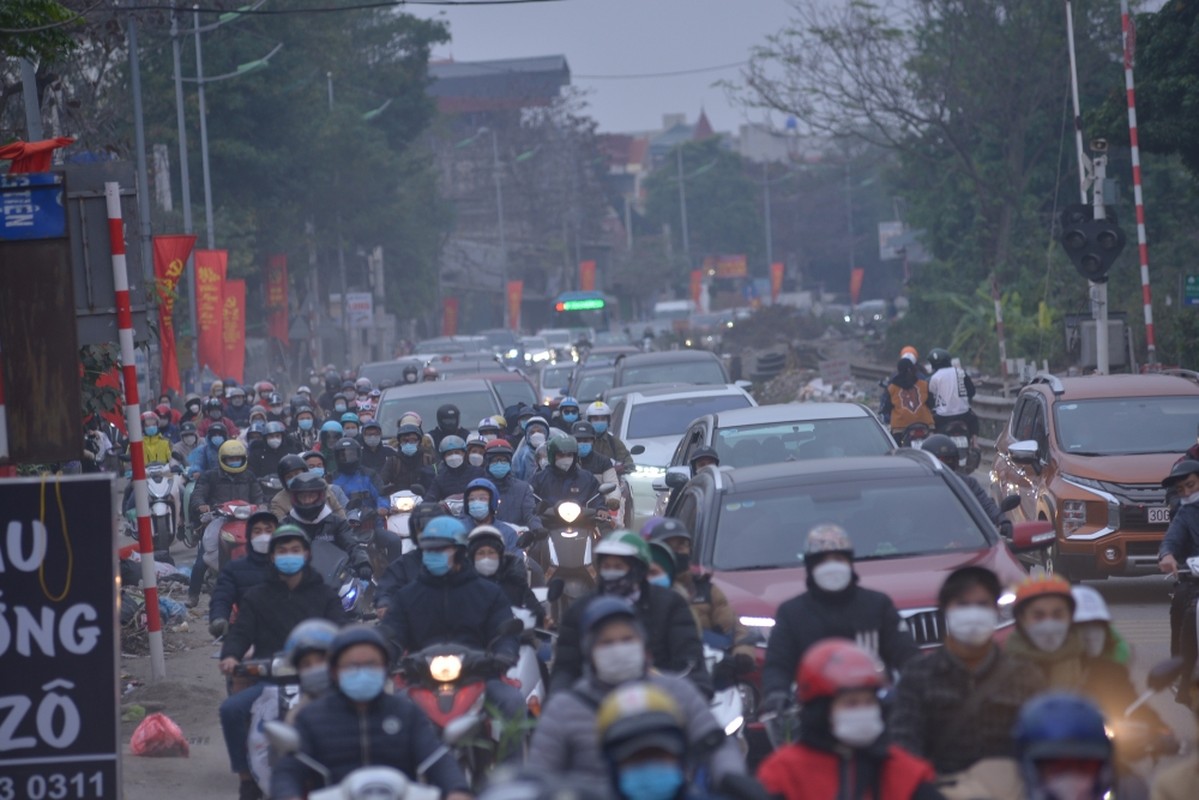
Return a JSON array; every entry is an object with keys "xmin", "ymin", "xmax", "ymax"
[
  {"xmin": 218, "ymin": 439, "xmax": 249, "ymax": 474},
  {"xmin": 596, "ymin": 682, "xmax": 686, "ymax": 762}
]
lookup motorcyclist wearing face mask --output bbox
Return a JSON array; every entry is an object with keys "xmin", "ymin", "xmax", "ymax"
[
  {"xmin": 374, "ymin": 502, "xmax": 445, "ymax": 619},
  {"xmin": 301, "ymin": 450, "xmax": 350, "ymax": 510},
  {"xmin": 188, "ymin": 422, "xmax": 230, "ymax": 476},
  {"xmin": 190, "ymin": 440, "xmax": 265, "ymax": 520},
  {"xmin": 358, "ymin": 419, "xmax": 396, "ymax": 474},
  {"xmin": 426, "ymin": 435, "xmax": 484, "ymax": 502},
  {"xmin": 761, "ymin": 525, "xmax": 917, "ymax": 713},
  {"xmin": 514, "ymin": 416, "xmax": 553, "ymax": 481},
  {"xmin": 271, "ymin": 625, "xmax": 471, "ymax": 800},
  {"xmin": 279, "ymin": 474, "xmax": 372, "ymax": 581},
  {"xmin": 550, "ymin": 531, "xmax": 710, "ymax": 697},
  {"xmin": 531, "ymin": 436, "xmax": 605, "ymax": 512},
  {"xmin": 466, "ymin": 432, "xmax": 488, "ymax": 470},
  {"xmin": 380, "ymin": 517, "xmax": 527, "ymax": 754},
  {"xmin": 757, "ymin": 639, "xmax": 940, "ymax": 800},
  {"xmin": 248, "ymin": 420, "xmax": 297, "ymax": 480},
  {"xmin": 226, "ymin": 386, "xmax": 251, "ymax": 427},
  {"xmin": 208, "ymin": 511, "xmax": 279, "ymax": 639},
  {"xmin": 198, "ymin": 395, "xmax": 240, "ymax": 439},
  {"xmin": 529, "ymin": 598, "xmax": 742, "ymax": 782},
  {"xmin": 430, "ymin": 403, "xmax": 470, "ymax": 451},
  {"xmin": 1158, "ymin": 461, "xmax": 1199, "ymax": 689},
  {"xmin": 172, "ymin": 421, "xmax": 200, "ymax": 466},
  {"xmin": 380, "ymin": 423, "xmax": 435, "ymax": 494},
  {"xmin": 1003, "ymin": 574, "xmax": 1085, "ymax": 690},
  {"xmin": 139, "ymin": 410, "xmax": 173, "ymax": 467},
  {"xmin": 218, "ymin": 526, "xmax": 347, "ymax": 800},
  {"xmin": 281, "ymin": 618, "xmax": 339, "ymax": 723},
  {"xmin": 478, "ymin": 416, "xmax": 504, "ymax": 443},
  {"xmin": 921, "ymin": 434, "xmax": 1002, "ymax": 525},
  {"xmin": 1012, "ymin": 693, "xmax": 1114, "ymax": 800},
  {"xmin": 291, "ymin": 406, "xmax": 319, "ymax": 451},
  {"xmin": 481, "ymin": 439, "xmax": 544, "ymax": 536},
  {"xmin": 181, "ymin": 393, "xmax": 205, "ymax": 426},
  {"xmin": 269, "ymin": 456, "xmax": 346, "ymax": 518},
  {"xmin": 552, "ymin": 396, "xmax": 582, "ymax": 433},
  {"xmin": 890, "ymin": 566, "xmax": 1047, "ymax": 775},
  {"xmin": 329, "ymin": 438, "xmax": 388, "ymax": 513},
  {"xmin": 596, "ymin": 684, "xmax": 710, "ymax": 800},
  {"xmin": 467, "ymin": 525, "xmax": 544, "ymax": 627},
  {"xmin": 586, "ymin": 401, "xmax": 635, "ymax": 473},
  {"xmin": 462, "ymin": 478, "xmax": 519, "ymax": 550}
]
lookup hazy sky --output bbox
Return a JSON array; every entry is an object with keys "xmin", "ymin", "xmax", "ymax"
[{"xmin": 412, "ymin": 0, "xmax": 795, "ymax": 135}]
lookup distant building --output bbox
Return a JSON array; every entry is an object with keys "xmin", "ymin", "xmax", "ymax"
[{"xmin": 428, "ymin": 55, "xmax": 570, "ymax": 117}]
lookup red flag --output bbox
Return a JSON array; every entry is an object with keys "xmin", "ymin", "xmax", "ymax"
[
  {"xmin": 221, "ymin": 279, "xmax": 246, "ymax": 383},
  {"xmin": 578, "ymin": 260, "xmax": 596, "ymax": 292},
  {"xmin": 849, "ymin": 267, "xmax": 866, "ymax": 306},
  {"xmin": 507, "ymin": 280, "xmax": 524, "ymax": 332},
  {"xmin": 195, "ymin": 249, "xmax": 227, "ymax": 375},
  {"xmin": 152, "ymin": 235, "xmax": 196, "ymax": 394},
  {"xmin": 265, "ymin": 254, "xmax": 289, "ymax": 344},
  {"xmin": 0, "ymin": 137, "xmax": 75, "ymax": 173},
  {"xmin": 770, "ymin": 262, "xmax": 784, "ymax": 303},
  {"xmin": 442, "ymin": 297, "xmax": 459, "ymax": 336},
  {"xmin": 690, "ymin": 269, "xmax": 703, "ymax": 307}
]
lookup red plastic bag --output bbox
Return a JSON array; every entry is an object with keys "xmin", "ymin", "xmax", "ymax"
[{"xmin": 130, "ymin": 712, "xmax": 190, "ymax": 757}]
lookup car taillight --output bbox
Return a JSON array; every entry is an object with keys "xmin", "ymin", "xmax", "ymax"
[{"xmin": 1063, "ymin": 500, "xmax": 1087, "ymax": 532}]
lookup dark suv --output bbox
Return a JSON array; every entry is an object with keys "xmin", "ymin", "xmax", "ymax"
[
  {"xmin": 991, "ymin": 371, "xmax": 1199, "ymax": 579},
  {"xmin": 612, "ymin": 350, "xmax": 729, "ymax": 388}
]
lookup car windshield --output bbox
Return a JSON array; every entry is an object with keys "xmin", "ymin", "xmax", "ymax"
[
  {"xmin": 482, "ymin": 331, "xmax": 519, "ymax": 348},
  {"xmin": 1054, "ymin": 396, "xmax": 1199, "ymax": 455},
  {"xmin": 627, "ymin": 395, "xmax": 752, "ymax": 439},
  {"xmin": 377, "ymin": 389, "xmax": 498, "ymax": 433},
  {"xmin": 541, "ymin": 365, "xmax": 574, "ymax": 391},
  {"xmin": 493, "ymin": 380, "xmax": 537, "ymax": 410},
  {"xmin": 621, "ymin": 360, "xmax": 726, "ymax": 386},
  {"xmin": 573, "ymin": 370, "xmax": 615, "ymax": 403},
  {"xmin": 712, "ymin": 477, "xmax": 990, "ymax": 570},
  {"xmin": 358, "ymin": 361, "xmax": 420, "ymax": 385},
  {"xmin": 541, "ymin": 331, "xmax": 572, "ymax": 347},
  {"xmin": 714, "ymin": 418, "xmax": 892, "ymax": 467}
]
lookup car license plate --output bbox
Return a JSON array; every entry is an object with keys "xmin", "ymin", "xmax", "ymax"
[{"xmin": 1148, "ymin": 507, "xmax": 1171, "ymax": 525}]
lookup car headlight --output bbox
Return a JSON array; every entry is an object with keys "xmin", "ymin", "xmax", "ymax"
[
  {"xmin": 558, "ymin": 501, "xmax": 582, "ymax": 524},
  {"xmin": 1062, "ymin": 500, "xmax": 1087, "ymax": 532},
  {"xmin": 739, "ymin": 616, "xmax": 775, "ymax": 646},
  {"xmin": 505, "ymin": 348, "xmax": 519, "ymax": 359},
  {"xmin": 429, "ymin": 654, "xmax": 463, "ymax": 683},
  {"xmin": 633, "ymin": 464, "xmax": 667, "ymax": 480}
]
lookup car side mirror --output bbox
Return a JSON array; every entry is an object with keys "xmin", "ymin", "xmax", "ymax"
[
  {"xmin": 630, "ymin": 444, "xmax": 646, "ymax": 456},
  {"xmin": 597, "ymin": 482, "xmax": 618, "ymax": 495},
  {"xmin": 1000, "ymin": 495, "xmax": 1021, "ymax": 513},
  {"xmin": 664, "ymin": 466, "xmax": 690, "ymax": 490},
  {"xmin": 1147, "ymin": 657, "xmax": 1185, "ymax": 691},
  {"xmin": 1008, "ymin": 440, "xmax": 1040, "ymax": 464},
  {"xmin": 1008, "ymin": 521, "xmax": 1055, "ymax": 553}
]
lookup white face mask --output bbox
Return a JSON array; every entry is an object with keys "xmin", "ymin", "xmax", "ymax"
[
  {"xmin": 1181, "ymin": 490, "xmax": 1199, "ymax": 506},
  {"xmin": 554, "ymin": 457, "xmax": 574, "ymax": 472},
  {"xmin": 1025, "ymin": 619, "xmax": 1071, "ymax": 652},
  {"xmin": 1080, "ymin": 626, "xmax": 1107, "ymax": 658},
  {"xmin": 538, "ymin": 458, "xmax": 549, "ymax": 470},
  {"xmin": 831, "ymin": 704, "xmax": 885, "ymax": 748},
  {"xmin": 363, "ymin": 435, "xmax": 382, "ymax": 448},
  {"xmin": 600, "ymin": 567, "xmax": 629, "ymax": 583},
  {"xmin": 266, "ymin": 436, "xmax": 283, "ymax": 450},
  {"xmin": 944, "ymin": 606, "xmax": 998, "ymax": 647},
  {"xmin": 811, "ymin": 560, "xmax": 852, "ymax": 592},
  {"xmin": 251, "ymin": 534, "xmax": 272, "ymax": 554},
  {"xmin": 474, "ymin": 557, "xmax": 500, "ymax": 577},
  {"xmin": 444, "ymin": 453, "xmax": 464, "ymax": 469},
  {"xmin": 1041, "ymin": 771, "xmax": 1098, "ymax": 800},
  {"xmin": 592, "ymin": 640, "xmax": 646, "ymax": 685},
  {"xmin": 468, "ymin": 452, "xmax": 485, "ymax": 467},
  {"xmin": 528, "ymin": 432, "xmax": 547, "ymax": 448}
]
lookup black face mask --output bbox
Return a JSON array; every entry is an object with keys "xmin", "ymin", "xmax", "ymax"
[{"xmin": 673, "ymin": 552, "xmax": 691, "ymax": 572}]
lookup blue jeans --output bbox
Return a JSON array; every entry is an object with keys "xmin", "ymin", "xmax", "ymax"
[{"xmin": 219, "ymin": 681, "xmax": 265, "ymax": 773}]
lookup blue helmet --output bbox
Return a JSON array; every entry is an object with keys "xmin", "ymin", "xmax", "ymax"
[
  {"xmin": 559, "ymin": 396, "xmax": 580, "ymax": 412},
  {"xmin": 1014, "ymin": 693, "xmax": 1112, "ymax": 796},
  {"xmin": 439, "ymin": 435, "xmax": 467, "ymax": 454},
  {"xmin": 420, "ymin": 516, "xmax": 468, "ymax": 548},
  {"xmin": 284, "ymin": 618, "xmax": 339, "ymax": 668},
  {"xmin": 465, "ymin": 477, "xmax": 499, "ymax": 514},
  {"xmin": 341, "ymin": 412, "xmax": 361, "ymax": 426},
  {"xmin": 320, "ymin": 420, "xmax": 343, "ymax": 436}
]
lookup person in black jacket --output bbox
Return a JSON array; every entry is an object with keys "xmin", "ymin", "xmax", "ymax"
[
  {"xmin": 358, "ymin": 418, "xmax": 396, "ymax": 474},
  {"xmin": 187, "ymin": 440, "xmax": 265, "ymax": 608},
  {"xmin": 467, "ymin": 524, "xmax": 545, "ymax": 626},
  {"xmin": 375, "ymin": 502, "xmax": 443, "ymax": 618},
  {"xmin": 218, "ymin": 525, "xmax": 346, "ymax": 800},
  {"xmin": 761, "ymin": 524, "xmax": 917, "ymax": 715},
  {"xmin": 208, "ymin": 511, "xmax": 278, "ymax": 638},
  {"xmin": 550, "ymin": 530, "xmax": 710, "ymax": 697},
  {"xmin": 380, "ymin": 423, "xmax": 433, "ymax": 493},
  {"xmin": 278, "ymin": 473, "xmax": 371, "ymax": 579},
  {"xmin": 530, "ymin": 437, "xmax": 604, "ymax": 511},
  {"xmin": 380, "ymin": 516, "xmax": 527, "ymax": 758},
  {"xmin": 271, "ymin": 626, "xmax": 471, "ymax": 800},
  {"xmin": 248, "ymin": 421, "xmax": 297, "ymax": 481},
  {"xmin": 430, "ymin": 403, "xmax": 470, "ymax": 451},
  {"xmin": 425, "ymin": 435, "xmax": 483, "ymax": 501}
]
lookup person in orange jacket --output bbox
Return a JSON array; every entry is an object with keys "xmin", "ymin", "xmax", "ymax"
[{"xmin": 757, "ymin": 638, "xmax": 945, "ymax": 800}]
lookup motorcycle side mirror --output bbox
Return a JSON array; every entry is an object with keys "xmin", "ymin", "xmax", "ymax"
[
  {"xmin": 1008, "ymin": 521, "xmax": 1055, "ymax": 553},
  {"xmin": 546, "ymin": 577, "xmax": 565, "ymax": 603},
  {"xmin": 596, "ymin": 482, "xmax": 618, "ymax": 495},
  {"xmin": 630, "ymin": 445, "xmax": 646, "ymax": 456},
  {"xmin": 1147, "ymin": 657, "xmax": 1186, "ymax": 691},
  {"xmin": 264, "ymin": 721, "xmax": 301, "ymax": 756},
  {"xmin": 410, "ymin": 484, "xmax": 426, "ymax": 497},
  {"xmin": 1000, "ymin": 495, "xmax": 1021, "ymax": 513}
]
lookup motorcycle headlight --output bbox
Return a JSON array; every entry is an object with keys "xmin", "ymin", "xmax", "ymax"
[
  {"xmin": 233, "ymin": 505, "xmax": 252, "ymax": 520},
  {"xmin": 339, "ymin": 580, "xmax": 359, "ymax": 611},
  {"xmin": 739, "ymin": 616, "xmax": 775, "ymax": 646},
  {"xmin": 724, "ymin": 715, "xmax": 745, "ymax": 736},
  {"xmin": 393, "ymin": 496, "xmax": 415, "ymax": 513},
  {"xmin": 557, "ymin": 501, "xmax": 582, "ymax": 524},
  {"xmin": 429, "ymin": 654, "xmax": 463, "ymax": 683},
  {"xmin": 998, "ymin": 591, "xmax": 1016, "ymax": 625}
]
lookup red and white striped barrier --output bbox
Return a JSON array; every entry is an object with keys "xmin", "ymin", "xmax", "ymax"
[
  {"xmin": 106, "ymin": 181, "xmax": 166, "ymax": 680},
  {"xmin": 1122, "ymin": 0, "xmax": 1156, "ymax": 362}
]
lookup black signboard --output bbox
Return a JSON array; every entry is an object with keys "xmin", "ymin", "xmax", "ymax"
[{"xmin": 0, "ymin": 475, "xmax": 118, "ymax": 798}]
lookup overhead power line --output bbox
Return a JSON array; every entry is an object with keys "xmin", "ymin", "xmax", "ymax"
[{"xmin": 575, "ymin": 60, "xmax": 749, "ymax": 80}]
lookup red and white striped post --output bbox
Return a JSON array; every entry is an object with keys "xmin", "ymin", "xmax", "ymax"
[
  {"xmin": 1122, "ymin": 0, "xmax": 1156, "ymax": 364},
  {"xmin": 107, "ymin": 181, "xmax": 166, "ymax": 680}
]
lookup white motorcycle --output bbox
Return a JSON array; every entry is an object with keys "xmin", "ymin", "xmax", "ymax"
[
  {"xmin": 508, "ymin": 584, "xmax": 561, "ymax": 719},
  {"xmin": 141, "ymin": 462, "xmax": 183, "ymax": 556},
  {"xmin": 704, "ymin": 644, "xmax": 747, "ymax": 742},
  {"xmin": 236, "ymin": 655, "xmax": 302, "ymax": 796},
  {"xmin": 387, "ymin": 489, "xmax": 422, "ymax": 554}
]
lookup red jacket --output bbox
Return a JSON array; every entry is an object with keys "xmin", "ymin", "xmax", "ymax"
[{"xmin": 757, "ymin": 742, "xmax": 936, "ymax": 800}]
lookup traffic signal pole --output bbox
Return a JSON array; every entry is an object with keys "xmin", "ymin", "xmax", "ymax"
[{"xmin": 1091, "ymin": 150, "xmax": 1110, "ymax": 374}]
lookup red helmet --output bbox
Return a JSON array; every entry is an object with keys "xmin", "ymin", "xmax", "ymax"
[{"xmin": 796, "ymin": 639, "xmax": 885, "ymax": 703}]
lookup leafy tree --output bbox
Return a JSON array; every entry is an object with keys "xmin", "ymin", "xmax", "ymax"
[{"xmin": 0, "ymin": 0, "xmax": 77, "ymax": 63}]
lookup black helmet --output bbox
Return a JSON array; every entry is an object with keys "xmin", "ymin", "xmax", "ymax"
[
  {"xmin": 329, "ymin": 625, "xmax": 391, "ymax": 667},
  {"xmin": 928, "ymin": 348, "xmax": 952, "ymax": 371},
  {"xmin": 436, "ymin": 404, "xmax": 460, "ymax": 430},
  {"xmin": 206, "ymin": 422, "xmax": 228, "ymax": 441},
  {"xmin": 325, "ymin": 371, "xmax": 340, "ymax": 393},
  {"xmin": 179, "ymin": 421, "xmax": 197, "ymax": 436},
  {"xmin": 571, "ymin": 420, "xmax": 597, "ymax": 440},
  {"xmin": 277, "ymin": 453, "xmax": 307, "ymax": 482},
  {"xmin": 289, "ymin": 473, "xmax": 328, "ymax": 521},
  {"xmin": 332, "ymin": 437, "xmax": 361, "ymax": 466},
  {"xmin": 410, "ymin": 501, "xmax": 445, "ymax": 540},
  {"xmin": 922, "ymin": 433, "xmax": 960, "ymax": 467},
  {"xmin": 402, "ymin": 364, "xmax": 419, "ymax": 383},
  {"xmin": 1163, "ymin": 459, "xmax": 1199, "ymax": 488},
  {"xmin": 688, "ymin": 446, "xmax": 720, "ymax": 468},
  {"xmin": 204, "ymin": 396, "xmax": 224, "ymax": 413},
  {"xmin": 646, "ymin": 518, "xmax": 691, "ymax": 544}
]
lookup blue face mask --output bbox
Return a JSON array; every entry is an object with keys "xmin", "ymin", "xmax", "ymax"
[
  {"xmin": 145, "ymin": 426, "xmax": 159, "ymax": 437},
  {"xmin": 592, "ymin": 421, "xmax": 609, "ymax": 435},
  {"xmin": 422, "ymin": 549, "xmax": 452, "ymax": 576},
  {"xmin": 209, "ymin": 436, "xmax": 225, "ymax": 447},
  {"xmin": 649, "ymin": 574, "xmax": 672, "ymax": 588},
  {"xmin": 467, "ymin": 500, "xmax": 490, "ymax": 521},
  {"xmin": 400, "ymin": 442, "xmax": 419, "ymax": 457},
  {"xmin": 274, "ymin": 554, "xmax": 306, "ymax": 575},
  {"xmin": 488, "ymin": 461, "xmax": 511, "ymax": 479},
  {"xmin": 308, "ymin": 466, "xmax": 325, "ymax": 478},
  {"xmin": 618, "ymin": 762, "xmax": 684, "ymax": 800},
  {"xmin": 562, "ymin": 412, "xmax": 579, "ymax": 424},
  {"xmin": 298, "ymin": 418, "xmax": 314, "ymax": 431},
  {"xmin": 338, "ymin": 666, "xmax": 386, "ymax": 703},
  {"xmin": 578, "ymin": 442, "xmax": 593, "ymax": 458}
]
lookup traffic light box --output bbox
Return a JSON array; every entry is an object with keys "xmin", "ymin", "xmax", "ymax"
[{"xmin": 1059, "ymin": 204, "xmax": 1126, "ymax": 283}]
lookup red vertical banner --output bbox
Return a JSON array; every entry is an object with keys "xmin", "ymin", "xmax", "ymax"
[
  {"xmin": 194, "ymin": 249, "xmax": 227, "ymax": 375},
  {"xmin": 152, "ymin": 235, "xmax": 196, "ymax": 394},
  {"xmin": 578, "ymin": 260, "xmax": 596, "ymax": 292},
  {"xmin": 441, "ymin": 297, "xmax": 459, "ymax": 336},
  {"xmin": 690, "ymin": 269, "xmax": 703, "ymax": 307},
  {"xmin": 507, "ymin": 280, "xmax": 524, "ymax": 332},
  {"xmin": 265, "ymin": 254, "xmax": 289, "ymax": 344},
  {"xmin": 221, "ymin": 279, "xmax": 246, "ymax": 383},
  {"xmin": 849, "ymin": 267, "xmax": 865, "ymax": 306},
  {"xmin": 770, "ymin": 262, "xmax": 784, "ymax": 303}
]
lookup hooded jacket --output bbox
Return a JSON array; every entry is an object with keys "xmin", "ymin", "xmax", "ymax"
[
  {"xmin": 380, "ymin": 450, "xmax": 434, "ymax": 494},
  {"xmin": 280, "ymin": 507, "xmax": 368, "ymax": 571},
  {"xmin": 488, "ymin": 472, "xmax": 543, "ymax": 532},
  {"xmin": 208, "ymin": 548, "xmax": 272, "ymax": 623},
  {"xmin": 219, "ymin": 566, "xmax": 347, "ymax": 661},
  {"xmin": 530, "ymin": 460, "xmax": 603, "ymax": 511},
  {"xmin": 375, "ymin": 549, "xmax": 424, "ymax": 611},
  {"xmin": 425, "ymin": 461, "xmax": 484, "ymax": 502}
]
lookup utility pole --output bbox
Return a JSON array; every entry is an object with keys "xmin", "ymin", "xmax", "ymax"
[
  {"xmin": 171, "ymin": 8, "xmax": 199, "ymax": 390},
  {"xmin": 763, "ymin": 161, "xmax": 774, "ymax": 276},
  {"xmin": 490, "ymin": 128, "xmax": 509, "ymax": 329},
  {"xmin": 126, "ymin": 16, "xmax": 155, "ymax": 326},
  {"xmin": 329, "ymin": 72, "xmax": 350, "ymax": 367},
  {"xmin": 676, "ymin": 146, "xmax": 691, "ymax": 265},
  {"xmin": 19, "ymin": 59, "xmax": 43, "ymax": 139},
  {"xmin": 194, "ymin": 6, "xmax": 215, "ymax": 250}
]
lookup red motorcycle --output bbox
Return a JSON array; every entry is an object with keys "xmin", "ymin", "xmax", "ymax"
[{"xmin": 200, "ymin": 500, "xmax": 258, "ymax": 572}]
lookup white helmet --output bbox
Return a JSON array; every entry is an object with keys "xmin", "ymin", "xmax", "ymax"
[
  {"xmin": 1071, "ymin": 585, "xmax": 1111, "ymax": 624},
  {"xmin": 586, "ymin": 401, "xmax": 611, "ymax": 419}
]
